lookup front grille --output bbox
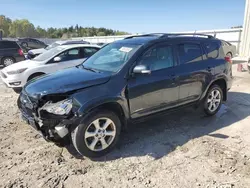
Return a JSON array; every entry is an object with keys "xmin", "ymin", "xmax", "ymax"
[{"xmin": 0, "ymin": 71, "xmax": 7, "ymax": 78}]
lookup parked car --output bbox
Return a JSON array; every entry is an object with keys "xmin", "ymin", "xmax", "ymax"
[
  {"xmin": 17, "ymin": 33, "xmax": 233, "ymax": 159},
  {"xmin": 17, "ymin": 38, "xmax": 47, "ymax": 49},
  {"xmin": 0, "ymin": 40, "xmax": 25, "ymax": 67},
  {"xmin": 0, "ymin": 44, "xmax": 100, "ymax": 93},
  {"xmin": 221, "ymin": 40, "xmax": 237, "ymax": 58},
  {"xmin": 26, "ymin": 40, "xmax": 90, "ymax": 59}
]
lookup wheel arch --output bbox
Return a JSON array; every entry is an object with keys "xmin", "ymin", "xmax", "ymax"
[
  {"xmin": 77, "ymin": 97, "xmax": 129, "ymax": 130},
  {"xmin": 201, "ymin": 78, "xmax": 227, "ymax": 102},
  {"xmin": 1, "ymin": 56, "xmax": 16, "ymax": 64},
  {"xmin": 27, "ymin": 72, "xmax": 45, "ymax": 81}
]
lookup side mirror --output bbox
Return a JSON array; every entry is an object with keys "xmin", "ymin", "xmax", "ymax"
[
  {"xmin": 53, "ymin": 56, "xmax": 62, "ymax": 62},
  {"xmin": 133, "ymin": 65, "xmax": 151, "ymax": 74}
]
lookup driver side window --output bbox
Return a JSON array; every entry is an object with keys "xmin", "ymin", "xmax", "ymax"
[
  {"xmin": 138, "ymin": 45, "xmax": 174, "ymax": 71},
  {"xmin": 56, "ymin": 48, "xmax": 80, "ymax": 62}
]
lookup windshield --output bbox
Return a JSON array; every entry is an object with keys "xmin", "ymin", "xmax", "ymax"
[
  {"xmin": 82, "ymin": 43, "xmax": 141, "ymax": 73},
  {"xmin": 33, "ymin": 46, "xmax": 64, "ymax": 61},
  {"xmin": 45, "ymin": 42, "xmax": 60, "ymax": 50}
]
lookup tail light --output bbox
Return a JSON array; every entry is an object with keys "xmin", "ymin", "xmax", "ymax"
[
  {"xmin": 225, "ymin": 56, "xmax": 232, "ymax": 64},
  {"xmin": 18, "ymin": 49, "xmax": 24, "ymax": 56}
]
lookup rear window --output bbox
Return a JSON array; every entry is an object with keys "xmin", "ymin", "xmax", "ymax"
[
  {"xmin": 0, "ymin": 41, "xmax": 19, "ymax": 49},
  {"xmin": 203, "ymin": 42, "xmax": 219, "ymax": 59}
]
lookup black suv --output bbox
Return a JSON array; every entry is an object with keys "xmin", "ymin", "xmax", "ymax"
[
  {"xmin": 0, "ymin": 40, "xmax": 25, "ymax": 67},
  {"xmin": 18, "ymin": 33, "xmax": 233, "ymax": 158}
]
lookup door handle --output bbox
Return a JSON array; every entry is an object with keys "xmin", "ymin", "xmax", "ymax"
[
  {"xmin": 207, "ymin": 67, "xmax": 212, "ymax": 72},
  {"xmin": 169, "ymin": 74, "xmax": 177, "ymax": 80}
]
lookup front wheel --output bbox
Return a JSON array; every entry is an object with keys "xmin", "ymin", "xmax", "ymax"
[
  {"xmin": 204, "ymin": 84, "xmax": 223, "ymax": 116},
  {"xmin": 71, "ymin": 110, "xmax": 121, "ymax": 158}
]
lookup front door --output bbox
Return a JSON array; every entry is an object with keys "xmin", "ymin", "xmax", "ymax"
[{"xmin": 128, "ymin": 43, "xmax": 179, "ymax": 119}]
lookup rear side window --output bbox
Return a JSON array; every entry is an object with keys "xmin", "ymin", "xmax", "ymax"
[
  {"xmin": 177, "ymin": 43, "xmax": 203, "ymax": 64},
  {"xmin": 0, "ymin": 41, "xmax": 19, "ymax": 49},
  {"xmin": 203, "ymin": 42, "xmax": 219, "ymax": 59}
]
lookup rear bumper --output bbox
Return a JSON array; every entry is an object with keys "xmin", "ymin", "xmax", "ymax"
[{"xmin": 15, "ymin": 56, "xmax": 25, "ymax": 62}]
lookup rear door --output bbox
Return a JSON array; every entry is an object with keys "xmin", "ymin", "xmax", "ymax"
[{"xmin": 175, "ymin": 42, "xmax": 213, "ymax": 105}]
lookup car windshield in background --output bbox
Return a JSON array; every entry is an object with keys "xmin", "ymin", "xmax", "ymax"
[
  {"xmin": 82, "ymin": 43, "xmax": 141, "ymax": 73},
  {"xmin": 33, "ymin": 47, "xmax": 64, "ymax": 61},
  {"xmin": 45, "ymin": 42, "xmax": 60, "ymax": 50}
]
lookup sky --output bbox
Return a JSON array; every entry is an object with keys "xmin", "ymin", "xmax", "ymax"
[{"xmin": 0, "ymin": 0, "xmax": 246, "ymax": 33}]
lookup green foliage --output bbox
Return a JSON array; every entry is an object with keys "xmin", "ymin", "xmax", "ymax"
[{"xmin": 0, "ymin": 15, "xmax": 130, "ymax": 38}]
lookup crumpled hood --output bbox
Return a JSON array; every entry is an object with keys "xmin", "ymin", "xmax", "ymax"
[
  {"xmin": 24, "ymin": 67, "xmax": 111, "ymax": 97},
  {"xmin": 28, "ymin": 48, "xmax": 46, "ymax": 55}
]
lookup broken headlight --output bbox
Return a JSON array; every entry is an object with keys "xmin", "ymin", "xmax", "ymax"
[{"xmin": 42, "ymin": 99, "xmax": 73, "ymax": 115}]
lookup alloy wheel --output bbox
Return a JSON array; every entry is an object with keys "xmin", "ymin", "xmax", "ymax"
[
  {"xmin": 207, "ymin": 89, "xmax": 221, "ymax": 112},
  {"xmin": 84, "ymin": 117, "xmax": 116, "ymax": 151},
  {"xmin": 4, "ymin": 58, "xmax": 14, "ymax": 66}
]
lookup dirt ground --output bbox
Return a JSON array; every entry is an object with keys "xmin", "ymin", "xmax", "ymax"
[{"xmin": 1, "ymin": 65, "xmax": 250, "ymax": 188}]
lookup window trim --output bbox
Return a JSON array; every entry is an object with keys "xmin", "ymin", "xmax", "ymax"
[{"xmin": 176, "ymin": 42, "xmax": 204, "ymax": 65}]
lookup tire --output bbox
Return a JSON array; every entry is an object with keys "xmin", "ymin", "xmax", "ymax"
[
  {"xmin": 21, "ymin": 42, "xmax": 28, "ymax": 48},
  {"xmin": 13, "ymin": 88, "xmax": 22, "ymax": 93},
  {"xmin": 226, "ymin": 52, "xmax": 233, "ymax": 58},
  {"xmin": 204, "ymin": 84, "xmax": 223, "ymax": 116},
  {"xmin": 2, "ymin": 57, "xmax": 15, "ymax": 67},
  {"xmin": 71, "ymin": 110, "xmax": 121, "ymax": 158}
]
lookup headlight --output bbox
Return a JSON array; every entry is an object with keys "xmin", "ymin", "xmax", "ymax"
[
  {"xmin": 42, "ymin": 99, "xmax": 73, "ymax": 115},
  {"xmin": 7, "ymin": 68, "xmax": 27, "ymax": 75}
]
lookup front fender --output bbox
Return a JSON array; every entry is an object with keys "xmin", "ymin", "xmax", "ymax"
[
  {"xmin": 77, "ymin": 95, "xmax": 129, "ymax": 119},
  {"xmin": 71, "ymin": 85, "xmax": 129, "ymax": 119}
]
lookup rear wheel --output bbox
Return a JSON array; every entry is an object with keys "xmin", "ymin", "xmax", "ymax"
[
  {"xmin": 2, "ymin": 57, "xmax": 15, "ymax": 67},
  {"xmin": 71, "ymin": 110, "xmax": 121, "ymax": 158},
  {"xmin": 226, "ymin": 52, "xmax": 232, "ymax": 58},
  {"xmin": 21, "ymin": 42, "xmax": 28, "ymax": 48},
  {"xmin": 204, "ymin": 84, "xmax": 223, "ymax": 116}
]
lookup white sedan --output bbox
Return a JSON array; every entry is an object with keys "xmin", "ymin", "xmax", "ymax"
[{"xmin": 0, "ymin": 44, "xmax": 100, "ymax": 92}]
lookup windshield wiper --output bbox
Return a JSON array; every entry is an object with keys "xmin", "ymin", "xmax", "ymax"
[{"xmin": 81, "ymin": 65, "xmax": 100, "ymax": 73}]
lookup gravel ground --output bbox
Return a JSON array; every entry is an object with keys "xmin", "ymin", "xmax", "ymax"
[{"xmin": 1, "ymin": 65, "xmax": 250, "ymax": 188}]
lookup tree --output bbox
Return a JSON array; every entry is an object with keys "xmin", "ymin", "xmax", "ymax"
[
  {"xmin": 1, "ymin": 14, "xmax": 130, "ymax": 38},
  {"xmin": 0, "ymin": 15, "xmax": 12, "ymax": 37}
]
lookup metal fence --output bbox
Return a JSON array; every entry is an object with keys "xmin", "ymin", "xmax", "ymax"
[
  {"xmin": 3, "ymin": 28, "xmax": 243, "ymax": 54},
  {"xmin": 73, "ymin": 28, "xmax": 243, "ymax": 54}
]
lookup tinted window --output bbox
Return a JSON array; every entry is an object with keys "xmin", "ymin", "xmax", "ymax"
[
  {"xmin": 139, "ymin": 45, "xmax": 174, "ymax": 71},
  {"xmin": 84, "ymin": 47, "xmax": 99, "ymax": 57},
  {"xmin": 178, "ymin": 44, "xmax": 203, "ymax": 64},
  {"xmin": 203, "ymin": 42, "xmax": 219, "ymax": 58},
  {"xmin": 0, "ymin": 41, "xmax": 19, "ymax": 49}
]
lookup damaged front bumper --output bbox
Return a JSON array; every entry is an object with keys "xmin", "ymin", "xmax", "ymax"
[{"xmin": 18, "ymin": 92, "xmax": 81, "ymax": 147}]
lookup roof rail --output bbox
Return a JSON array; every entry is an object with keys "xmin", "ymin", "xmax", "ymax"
[
  {"xmin": 123, "ymin": 33, "xmax": 215, "ymax": 40},
  {"xmin": 124, "ymin": 33, "xmax": 164, "ymax": 39},
  {"xmin": 160, "ymin": 33, "xmax": 214, "ymax": 39}
]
